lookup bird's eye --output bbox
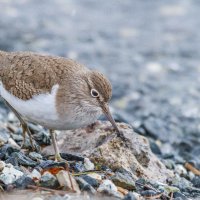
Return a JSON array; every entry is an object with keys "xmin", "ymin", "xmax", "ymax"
[{"xmin": 91, "ymin": 89, "xmax": 99, "ymax": 98}]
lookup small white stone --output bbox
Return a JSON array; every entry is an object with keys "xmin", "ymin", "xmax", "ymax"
[
  {"xmin": 0, "ymin": 164, "xmax": 23, "ymax": 184},
  {"xmin": 87, "ymin": 173, "xmax": 102, "ymax": 181},
  {"xmin": 56, "ymin": 170, "xmax": 80, "ymax": 193},
  {"xmin": 175, "ymin": 164, "xmax": 187, "ymax": 176},
  {"xmin": 28, "ymin": 169, "xmax": 41, "ymax": 180},
  {"xmin": 7, "ymin": 112, "xmax": 18, "ymax": 122},
  {"xmin": 84, "ymin": 158, "xmax": 95, "ymax": 171},
  {"xmin": 97, "ymin": 180, "xmax": 118, "ymax": 193},
  {"xmin": 188, "ymin": 171, "xmax": 195, "ymax": 180}
]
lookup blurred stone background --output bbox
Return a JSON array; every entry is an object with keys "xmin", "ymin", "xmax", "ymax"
[{"xmin": 0, "ymin": 0, "xmax": 200, "ymax": 197}]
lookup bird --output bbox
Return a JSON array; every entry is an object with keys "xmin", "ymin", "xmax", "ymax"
[{"xmin": 0, "ymin": 50, "xmax": 120, "ymax": 161}]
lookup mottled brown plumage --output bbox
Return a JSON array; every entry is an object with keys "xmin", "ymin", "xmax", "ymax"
[
  {"xmin": 0, "ymin": 50, "xmax": 119, "ymax": 161},
  {"xmin": 0, "ymin": 51, "xmax": 86, "ymax": 100}
]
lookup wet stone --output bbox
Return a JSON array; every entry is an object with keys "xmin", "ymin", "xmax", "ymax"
[
  {"xmin": 81, "ymin": 174, "xmax": 100, "ymax": 188},
  {"xmin": 162, "ymin": 159, "xmax": 175, "ymax": 170},
  {"xmin": 40, "ymin": 172, "xmax": 59, "ymax": 189},
  {"xmin": 28, "ymin": 123, "xmax": 43, "ymax": 133},
  {"xmin": 14, "ymin": 175, "xmax": 35, "ymax": 189},
  {"xmin": 70, "ymin": 162, "xmax": 85, "ymax": 172},
  {"xmin": 35, "ymin": 160, "xmax": 66, "ymax": 172},
  {"xmin": 28, "ymin": 169, "xmax": 41, "ymax": 180},
  {"xmin": 123, "ymin": 192, "xmax": 137, "ymax": 200},
  {"xmin": 29, "ymin": 152, "xmax": 43, "ymax": 161},
  {"xmin": 173, "ymin": 192, "xmax": 188, "ymax": 200},
  {"xmin": 60, "ymin": 153, "xmax": 84, "ymax": 162},
  {"xmin": 11, "ymin": 134, "xmax": 23, "ymax": 143},
  {"xmin": 192, "ymin": 176, "xmax": 200, "ymax": 188},
  {"xmin": 111, "ymin": 171, "xmax": 136, "ymax": 190},
  {"xmin": 160, "ymin": 185, "xmax": 180, "ymax": 194},
  {"xmin": 149, "ymin": 140, "xmax": 162, "ymax": 155},
  {"xmin": 0, "ymin": 144, "xmax": 19, "ymax": 160},
  {"xmin": 141, "ymin": 190, "xmax": 162, "ymax": 199},
  {"xmin": 34, "ymin": 131, "xmax": 51, "ymax": 146},
  {"xmin": 175, "ymin": 165, "xmax": 187, "ymax": 176},
  {"xmin": 0, "ymin": 130, "xmax": 10, "ymax": 144},
  {"xmin": 9, "ymin": 152, "xmax": 37, "ymax": 167},
  {"xmin": 171, "ymin": 175, "xmax": 192, "ymax": 190},
  {"xmin": 76, "ymin": 177, "xmax": 96, "ymax": 194},
  {"xmin": 97, "ymin": 180, "xmax": 122, "ymax": 198},
  {"xmin": 0, "ymin": 163, "xmax": 24, "ymax": 185},
  {"xmin": 188, "ymin": 171, "xmax": 195, "ymax": 181}
]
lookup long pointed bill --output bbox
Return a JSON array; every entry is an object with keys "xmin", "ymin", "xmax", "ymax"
[{"xmin": 102, "ymin": 104, "xmax": 120, "ymax": 134}]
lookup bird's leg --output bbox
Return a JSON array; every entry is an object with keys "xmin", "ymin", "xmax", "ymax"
[
  {"xmin": 3, "ymin": 99, "xmax": 36, "ymax": 150},
  {"xmin": 20, "ymin": 121, "xmax": 35, "ymax": 150},
  {"xmin": 49, "ymin": 129, "xmax": 63, "ymax": 162},
  {"xmin": 49, "ymin": 130, "xmax": 74, "ymax": 190}
]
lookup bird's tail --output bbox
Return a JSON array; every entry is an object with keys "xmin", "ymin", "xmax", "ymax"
[{"xmin": 0, "ymin": 50, "xmax": 7, "ymax": 80}]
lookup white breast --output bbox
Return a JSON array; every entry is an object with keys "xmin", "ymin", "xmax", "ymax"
[
  {"xmin": 0, "ymin": 82, "xmax": 60, "ymax": 128},
  {"xmin": 0, "ymin": 82, "xmax": 102, "ymax": 130}
]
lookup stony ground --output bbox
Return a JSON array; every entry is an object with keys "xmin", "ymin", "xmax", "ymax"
[{"xmin": 0, "ymin": 0, "xmax": 200, "ymax": 199}]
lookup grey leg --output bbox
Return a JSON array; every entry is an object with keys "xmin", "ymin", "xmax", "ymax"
[
  {"xmin": 3, "ymin": 99, "xmax": 36, "ymax": 150},
  {"xmin": 49, "ymin": 129, "xmax": 63, "ymax": 161}
]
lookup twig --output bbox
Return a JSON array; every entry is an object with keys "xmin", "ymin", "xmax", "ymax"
[
  {"xmin": 185, "ymin": 162, "xmax": 200, "ymax": 176},
  {"xmin": 27, "ymin": 185, "xmax": 75, "ymax": 195},
  {"xmin": 170, "ymin": 192, "xmax": 173, "ymax": 200}
]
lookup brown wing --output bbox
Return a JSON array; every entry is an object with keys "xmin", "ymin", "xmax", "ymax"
[{"xmin": 0, "ymin": 51, "xmax": 85, "ymax": 100}]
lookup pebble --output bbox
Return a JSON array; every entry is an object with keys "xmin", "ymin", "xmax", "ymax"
[
  {"xmin": 29, "ymin": 152, "xmax": 43, "ymax": 161},
  {"xmin": 7, "ymin": 112, "xmax": 18, "ymax": 122},
  {"xmin": 15, "ymin": 175, "xmax": 35, "ymax": 189},
  {"xmin": 28, "ymin": 169, "xmax": 41, "ymax": 181},
  {"xmin": 0, "ymin": 130, "xmax": 10, "ymax": 143},
  {"xmin": 34, "ymin": 131, "xmax": 51, "ymax": 146},
  {"xmin": 188, "ymin": 171, "xmax": 195, "ymax": 181},
  {"xmin": 111, "ymin": 172, "xmax": 135, "ymax": 190},
  {"xmin": 0, "ymin": 161, "xmax": 5, "ymax": 171},
  {"xmin": 173, "ymin": 192, "xmax": 188, "ymax": 200},
  {"xmin": 171, "ymin": 175, "xmax": 192, "ymax": 190},
  {"xmin": 76, "ymin": 177, "xmax": 96, "ymax": 194},
  {"xmin": 87, "ymin": 173, "xmax": 102, "ymax": 181},
  {"xmin": 123, "ymin": 192, "xmax": 138, "ymax": 200},
  {"xmin": 81, "ymin": 175, "xmax": 99, "ymax": 188},
  {"xmin": 97, "ymin": 180, "xmax": 122, "ymax": 198},
  {"xmin": 9, "ymin": 152, "xmax": 37, "ymax": 167},
  {"xmin": 162, "ymin": 159, "xmax": 174, "ymax": 170},
  {"xmin": 56, "ymin": 170, "xmax": 80, "ymax": 193},
  {"xmin": 71, "ymin": 162, "xmax": 85, "ymax": 172},
  {"xmin": 159, "ymin": 185, "xmax": 180, "ymax": 194},
  {"xmin": 84, "ymin": 158, "xmax": 95, "ymax": 171},
  {"xmin": 192, "ymin": 176, "xmax": 200, "ymax": 188},
  {"xmin": 0, "ymin": 163, "xmax": 23, "ymax": 184},
  {"xmin": 36, "ymin": 160, "xmax": 66, "ymax": 171},
  {"xmin": 40, "ymin": 172, "xmax": 59, "ymax": 189},
  {"xmin": 175, "ymin": 164, "xmax": 187, "ymax": 176},
  {"xmin": 0, "ymin": 144, "xmax": 19, "ymax": 160}
]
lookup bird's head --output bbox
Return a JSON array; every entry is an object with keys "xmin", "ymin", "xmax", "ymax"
[{"xmin": 79, "ymin": 70, "xmax": 120, "ymax": 133}]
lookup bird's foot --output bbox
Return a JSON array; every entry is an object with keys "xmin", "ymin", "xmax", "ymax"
[
  {"xmin": 20, "ymin": 123, "xmax": 40, "ymax": 152},
  {"xmin": 55, "ymin": 153, "xmax": 65, "ymax": 162}
]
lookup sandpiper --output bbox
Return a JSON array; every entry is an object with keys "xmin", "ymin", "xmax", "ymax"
[{"xmin": 0, "ymin": 51, "xmax": 120, "ymax": 161}]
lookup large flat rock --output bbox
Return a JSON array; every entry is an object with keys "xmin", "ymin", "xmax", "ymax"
[{"xmin": 43, "ymin": 121, "xmax": 173, "ymax": 182}]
